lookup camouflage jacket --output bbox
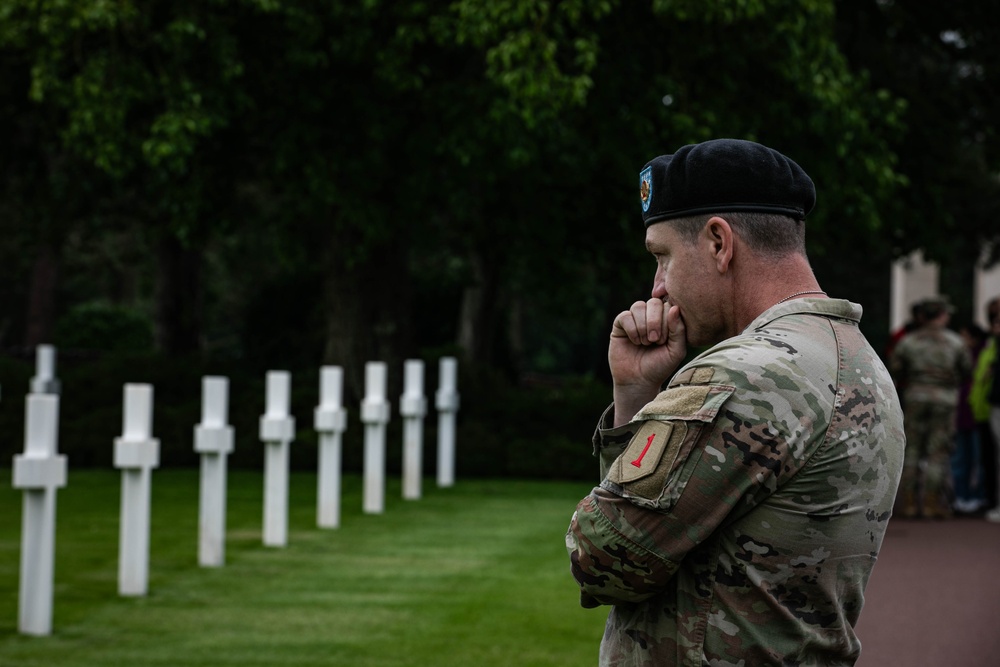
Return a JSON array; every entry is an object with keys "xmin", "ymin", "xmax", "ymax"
[
  {"xmin": 566, "ymin": 299, "xmax": 904, "ymax": 666},
  {"xmin": 888, "ymin": 325, "xmax": 971, "ymax": 406}
]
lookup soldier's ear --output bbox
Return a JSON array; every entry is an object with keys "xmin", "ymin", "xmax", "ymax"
[{"xmin": 703, "ymin": 216, "xmax": 733, "ymax": 274}]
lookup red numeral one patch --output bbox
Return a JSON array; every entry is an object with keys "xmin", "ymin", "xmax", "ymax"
[{"xmin": 630, "ymin": 433, "xmax": 656, "ymax": 468}]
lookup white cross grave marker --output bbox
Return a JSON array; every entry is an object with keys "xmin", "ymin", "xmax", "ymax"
[
  {"xmin": 400, "ymin": 359, "xmax": 427, "ymax": 500},
  {"xmin": 435, "ymin": 357, "xmax": 460, "ymax": 488},
  {"xmin": 194, "ymin": 377, "xmax": 234, "ymax": 566},
  {"xmin": 114, "ymin": 384, "xmax": 160, "ymax": 597},
  {"xmin": 259, "ymin": 371, "xmax": 295, "ymax": 547},
  {"xmin": 315, "ymin": 366, "xmax": 348, "ymax": 528},
  {"xmin": 13, "ymin": 394, "xmax": 67, "ymax": 635},
  {"xmin": 30, "ymin": 344, "xmax": 61, "ymax": 395},
  {"xmin": 361, "ymin": 362, "xmax": 390, "ymax": 514}
]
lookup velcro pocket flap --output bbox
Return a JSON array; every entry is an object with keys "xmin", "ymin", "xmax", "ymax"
[{"xmin": 634, "ymin": 384, "xmax": 735, "ymax": 423}]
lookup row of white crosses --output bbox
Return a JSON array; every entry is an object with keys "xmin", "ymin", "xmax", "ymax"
[
  {"xmin": 10, "ymin": 346, "xmax": 461, "ymax": 636},
  {"xmin": 114, "ymin": 385, "xmax": 160, "ymax": 596},
  {"xmin": 12, "ymin": 345, "xmax": 66, "ymax": 635},
  {"xmin": 195, "ymin": 377, "xmax": 234, "ymax": 566}
]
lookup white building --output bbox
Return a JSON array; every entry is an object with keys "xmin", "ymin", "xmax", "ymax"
[{"xmin": 891, "ymin": 249, "xmax": 1000, "ymax": 331}]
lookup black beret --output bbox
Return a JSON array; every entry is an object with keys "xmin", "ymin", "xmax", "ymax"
[{"xmin": 639, "ymin": 138, "xmax": 816, "ymax": 227}]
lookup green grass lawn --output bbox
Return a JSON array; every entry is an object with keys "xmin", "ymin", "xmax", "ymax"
[{"xmin": 0, "ymin": 469, "xmax": 606, "ymax": 666}]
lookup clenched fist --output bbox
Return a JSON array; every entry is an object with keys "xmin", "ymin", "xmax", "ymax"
[{"xmin": 609, "ymin": 299, "xmax": 687, "ymax": 426}]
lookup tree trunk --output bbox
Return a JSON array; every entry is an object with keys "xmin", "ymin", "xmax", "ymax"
[
  {"xmin": 322, "ymin": 236, "xmax": 412, "ymax": 404},
  {"xmin": 457, "ymin": 247, "xmax": 501, "ymax": 366},
  {"xmin": 155, "ymin": 234, "xmax": 202, "ymax": 354},
  {"xmin": 506, "ymin": 294, "xmax": 525, "ymax": 378},
  {"xmin": 24, "ymin": 243, "xmax": 60, "ymax": 347},
  {"xmin": 322, "ymin": 258, "xmax": 368, "ymax": 402}
]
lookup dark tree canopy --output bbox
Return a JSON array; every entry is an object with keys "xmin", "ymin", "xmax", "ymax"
[{"xmin": 0, "ymin": 0, "xmax": 993, "ymax": 387}]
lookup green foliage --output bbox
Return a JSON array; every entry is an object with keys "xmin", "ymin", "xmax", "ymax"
[
  {"xmin": 835, "ymin": 1, "xmax": 1000, "ymax": 266},
  {"xmin": 637, "ymin": 0, "xmax": 906, "ymax": 238},
  {"xmin": 450, "ymin": 0, "xmax": 615, "ymax": 126},
  {"xmin": 20, "ymin": 0, "xmax": 239, "ymax": 179},
  {"xmin": 3, "ymin": 0, "xmax": 995, "ymax": 425},
  {"xmin": 455, "ymin": 363, "xmax": 609, "ymax": 480},
  {"xmin": 652, "ymin": 0, "xmax": 768, "ymax": 22},
  {"xmin": 54, "ymin": 301, "xmax": 154, "ymax": 352}
]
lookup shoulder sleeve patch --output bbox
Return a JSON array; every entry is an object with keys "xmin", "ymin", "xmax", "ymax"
[{"xmin": 607, "ymin": 421, "xmax": 675, "ymax": 485}]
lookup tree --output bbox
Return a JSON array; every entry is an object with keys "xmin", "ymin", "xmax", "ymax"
[
  {"xmin": 0, "ymin": 0, "xmax": 914, "ymax": 381},
  {"xmin": 3, "ymin": 0, "xmax": 258, "ymax": 353},
  {"xmin": 0, "ymin": 3, "xmax": 110, "ymax": 348},
  {"xmin": 835, "ymin": 0, "xmax": 1000, "ymax": 325},
  {"xmin": 449, "ymin": 0, "xmax": 908, "ymax": 373}
]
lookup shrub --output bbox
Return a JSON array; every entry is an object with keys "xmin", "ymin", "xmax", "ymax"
[{"xmin": 55, "ymin": 302, "xmax": 154, "ymax": 352}]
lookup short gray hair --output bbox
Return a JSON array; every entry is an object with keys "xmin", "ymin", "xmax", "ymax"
[{"xmin": 668, "ymin": 212, "xmax": 806, "ymax": 258}]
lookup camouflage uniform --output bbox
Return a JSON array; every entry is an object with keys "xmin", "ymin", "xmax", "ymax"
[
  {"xmin": 889, "ymin": 322, "xmax": 972, "ymax": 516},
  {"xmin": 566, "ymin": 299, "xmax": 904, "ymax": 666}
]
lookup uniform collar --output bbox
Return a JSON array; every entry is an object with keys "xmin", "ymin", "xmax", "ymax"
[{"xmin": 745, "ymin": 298, "xmax": 862, "ymax": 334}]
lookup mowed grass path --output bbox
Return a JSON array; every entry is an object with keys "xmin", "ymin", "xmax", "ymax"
[{"xmin": 0, "ymin": 469, "xmax": 607, "ymax": 666}]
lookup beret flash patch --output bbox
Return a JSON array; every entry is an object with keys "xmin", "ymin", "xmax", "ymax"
[{"xmin": 640, "ymin": 165, "xmax": 653, "ymax": 213}]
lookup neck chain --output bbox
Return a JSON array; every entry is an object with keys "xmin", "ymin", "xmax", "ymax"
[{"xmin": 776, "ymin": 290, "xmax": 827, "ymax": 305}]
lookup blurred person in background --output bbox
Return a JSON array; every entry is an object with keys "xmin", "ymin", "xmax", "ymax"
[
  {"xmin": 984, "ymin": 312, "xmax": 1000, "ymax": 523},
  {"xmin": 890, "ymin": 296, "xmax": 972, "ymax": 518},
  {"xmin": 886, "ymin": 299, "xmax": 926, "ymax": 360},
  {"xmin": 952, "ymin": 321, "xmax": 988, "ymax": 514},
  {"xmin": 970, "ymin": 297, "xmax": 1000, "ymax": 515}
]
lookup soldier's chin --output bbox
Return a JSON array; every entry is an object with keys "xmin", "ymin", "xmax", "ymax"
[
  {"xmin": 681, "ymin": 323, "xmax": 715, "ymax": 349},
  {"xmin": 675, "ymin": 313, "xmax": 698, "ymax": 347}
]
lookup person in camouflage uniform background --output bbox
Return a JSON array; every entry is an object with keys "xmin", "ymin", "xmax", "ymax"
[
  {"xmin": 889, "ymin": 297, "xmax": 972, "ymax": 518},
  {"xmin": 566, "ymin": 139, "xmax": 905, "ymax": 666}
]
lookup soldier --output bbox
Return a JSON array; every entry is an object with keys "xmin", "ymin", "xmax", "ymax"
[
  {"xmin": 889, "ymin": 296, "xmax": 972, "ymax": 518},
  {"xmin": 566, "ymin": 139, "xmax": 905, "ymax": 666}
]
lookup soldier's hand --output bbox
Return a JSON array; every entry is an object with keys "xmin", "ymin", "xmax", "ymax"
[{"xmin": 609, "ymin": 300, "xmax": 686, "ymax": 425}]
